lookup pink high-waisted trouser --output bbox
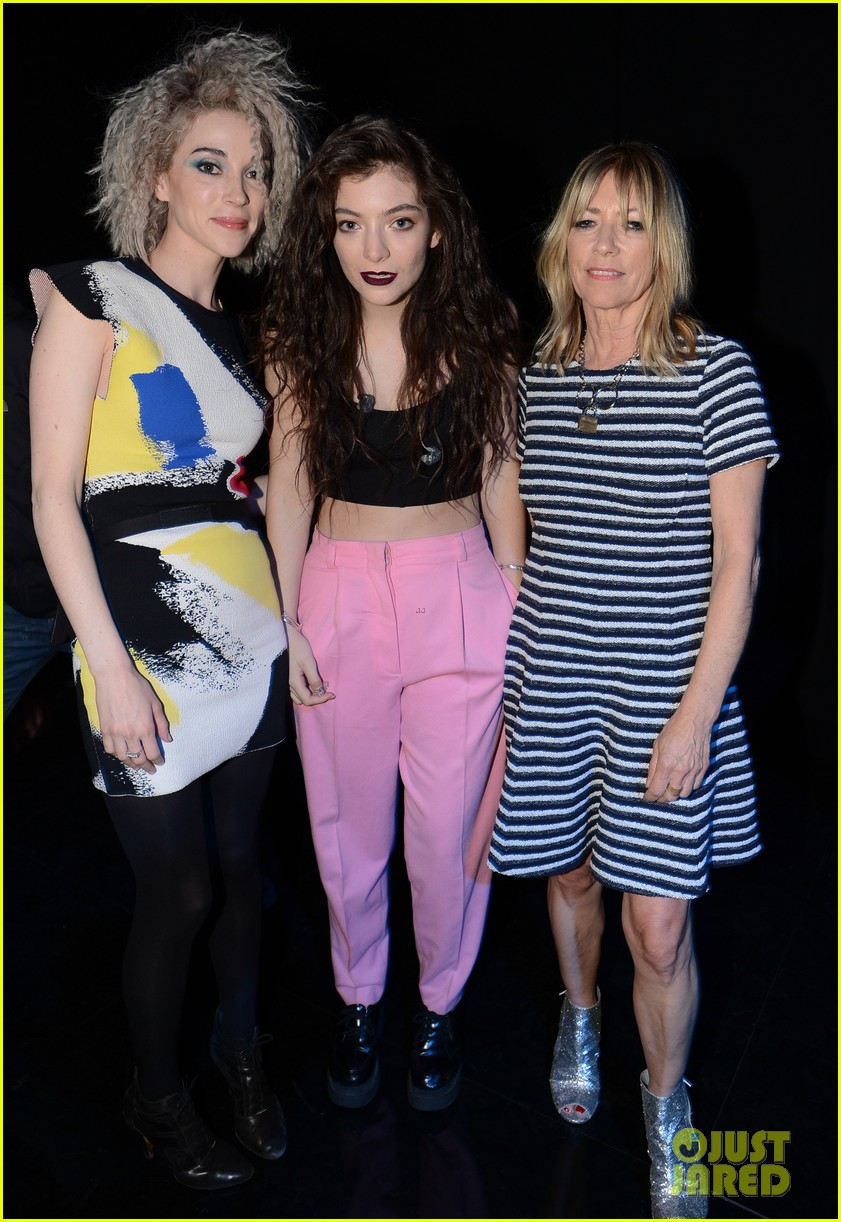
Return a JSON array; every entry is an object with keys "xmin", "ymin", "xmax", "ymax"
[{"xmin": 295, "ymin": 523, "xmax": 515, "ymax": 1014}]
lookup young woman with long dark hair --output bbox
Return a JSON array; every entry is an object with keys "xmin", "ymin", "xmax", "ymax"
[{"xmin": 263, "ymin": 115, "xmax": 525, "ymax": 1111}]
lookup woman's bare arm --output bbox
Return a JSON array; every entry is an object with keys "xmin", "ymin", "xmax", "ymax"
[
  {"xmin": 644, "ymin": 458, "xmax": 767, "ymax": 801},
  {"xmin": 30, "ymin": 291, "xmax": 170, "ymax": 770},
  {"xmin": 264, "ymin": 365, "xmax": 333, "ymax": 707}
]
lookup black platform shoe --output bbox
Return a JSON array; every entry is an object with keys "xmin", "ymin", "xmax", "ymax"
[
  {"xmin": 210, "ymin": 1012, "xmax": 288, "ymax": 1160},
  {"xmin": 408, "ymin": 1006, "xmax": 462, "ymax": 1111},
  {"xmin": 327, "ymin": 1002, "xmax": 383, "ymax": 1108},
  {"xmin": 122, "ymin": 1071, "xmax": 253, "ymax": 1189}
]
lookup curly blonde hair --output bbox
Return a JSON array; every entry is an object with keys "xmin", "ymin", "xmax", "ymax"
[
  {"xmin": 90, "ymin": 30, "xmax": 309, "ymax": 273},
  {"xmin": 536, "ymin": 142, "xmax": 701, "ymax": 376}
]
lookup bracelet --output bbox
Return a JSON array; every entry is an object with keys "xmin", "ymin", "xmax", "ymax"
[
  {"xmin": 498, "ymin": 562, "xmax": 525, "ymax": 572},
  {"xmin": 281, "ymin": 611, "xmax": 303, "ymax": 631}
]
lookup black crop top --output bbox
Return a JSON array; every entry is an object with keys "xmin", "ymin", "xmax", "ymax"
[{"xmin": 330, "ymin": 396, "xmax": 480, "ymax": 508}]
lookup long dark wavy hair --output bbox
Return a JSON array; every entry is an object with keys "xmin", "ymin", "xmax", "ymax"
[{"xmin": 261, "ymin": 115, "xmax": 522, "ymax": 503}]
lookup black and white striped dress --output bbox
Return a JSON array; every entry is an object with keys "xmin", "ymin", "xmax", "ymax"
[{"xmin": 489, "ymin": 335, "xmax": 779, "ymax": 898}]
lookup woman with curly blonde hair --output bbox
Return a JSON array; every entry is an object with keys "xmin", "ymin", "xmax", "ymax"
[
  {"xmin": 90, "ymin": 31, "xmax": 304, "ymax": 272},
  {"xmin": 29, "ymin": 30, "xmax": 308, "ymax": 1188}
]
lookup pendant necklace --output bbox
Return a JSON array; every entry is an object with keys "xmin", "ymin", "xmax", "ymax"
[
  {"xmin": 355, "ymin": 344, "xmax": 376, "ymax": 412},
  {"xmin": 576, "ymin": 337, "xmax": 638, "ymax": 433}
]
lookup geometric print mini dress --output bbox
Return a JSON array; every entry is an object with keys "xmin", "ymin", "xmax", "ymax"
[{"xmin": 30, "ymin": 258, "xmax": 288, "ymax": 797}]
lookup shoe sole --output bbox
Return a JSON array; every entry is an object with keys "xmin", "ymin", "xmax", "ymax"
[
  {"xmin": 327, "ymin": 1057, "xmax": 381, "ymax": 1108},
  {"xmin": 125, "ymin": 1120, "xmax": 255, "ymax": 1188},
  {"xmin": 407, "ymin": 1063, "xmax": 463, "ymax": 1112}
]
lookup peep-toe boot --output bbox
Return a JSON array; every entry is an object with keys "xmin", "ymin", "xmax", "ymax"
[
  {"xmin": 549, "ymin": 988, "xmax": 601, "ymax": 1123},
  {"xmin": 640, "ymin": 1070, "xmax": 708, "ymax": 1218},
  {"xmin": 210, "ymin": 1011, "xmax": 288, "ymax": 1160},
  {"xmin": 122, "ymin": 1071, "xmax": 253, "ymax": 1189}
]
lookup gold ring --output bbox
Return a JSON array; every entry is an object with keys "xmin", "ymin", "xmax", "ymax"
[{"xmin": 666, "ymin": 784, "xmax": 682, "ymax": 796}]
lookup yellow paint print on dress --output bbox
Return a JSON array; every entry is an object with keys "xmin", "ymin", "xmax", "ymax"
[
  {"xmin": 162, "ymin": 524, "xmax": 281, "ymax": 614},
  {"xmin": 86, "ymin": 323, "xmax": 167, "ymax": 478}
]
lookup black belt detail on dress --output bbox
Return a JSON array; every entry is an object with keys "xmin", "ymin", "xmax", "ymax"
[{"xmin": 92, "ymin": 500, "xmax": 261, "ymax": 546}]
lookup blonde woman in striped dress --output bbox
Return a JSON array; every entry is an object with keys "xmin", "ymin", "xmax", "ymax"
[{"xmin": 489, "ymin": 143, "xmax": 778, "ymax": 1218}]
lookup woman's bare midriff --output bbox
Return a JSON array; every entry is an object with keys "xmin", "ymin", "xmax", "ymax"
[{"xmin": 317, "ymin": 495, "xmax": 482, "ymax": 542}]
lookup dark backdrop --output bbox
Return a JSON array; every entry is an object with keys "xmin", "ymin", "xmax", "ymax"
[{"xmin": 4, "ymin": 2, "xmax": 836, "ymax": 769}]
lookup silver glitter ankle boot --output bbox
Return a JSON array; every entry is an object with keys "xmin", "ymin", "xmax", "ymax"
[
  {"xmin": 549, "ymin": 988, "xmax": 601, "ymax": 1123},
  {"xmin": 640, "ymin": 1070, "xmax": 708, "ymax": 1218}
]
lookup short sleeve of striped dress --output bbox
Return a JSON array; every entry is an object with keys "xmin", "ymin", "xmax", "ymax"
[{"xmin": 490, "ymin": 334, "xmax": 779, "ymax": 898}]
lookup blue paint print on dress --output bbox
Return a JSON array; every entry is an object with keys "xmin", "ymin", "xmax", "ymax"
[{"xmin": 131, "ymin": 364, "xmax": 213, "ymax": 468}]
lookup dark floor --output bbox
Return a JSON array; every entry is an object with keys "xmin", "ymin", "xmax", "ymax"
[{"xmin": 4, "ymin": 657, "xmax": 836, "ymax": 1220}]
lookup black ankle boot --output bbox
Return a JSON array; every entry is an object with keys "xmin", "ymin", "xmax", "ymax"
[
  {"xmin": 327, "ymin": 1002, "xmax": 383, "ymax": 1108},
  {"xmin": 408, "ymin": 1006, "xmax": 462, "ymax": 1111},
  {"xmin": 122, "ymin": 1071, "xmax": 253, "ymax": 1189},
  {"xmin": 210, "ymin": 1012, "xmax": 288, "ymax": 1160}
]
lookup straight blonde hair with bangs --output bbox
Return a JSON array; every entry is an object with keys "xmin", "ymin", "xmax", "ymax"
[{"xmin": 535, "ymin": 142, "xmax": 701, "ymax": 376}]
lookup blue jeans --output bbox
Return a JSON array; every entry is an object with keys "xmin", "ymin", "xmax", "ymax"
[{"xmin": 3, "ymin": 602, "xmax": 66, "ymax": 718}]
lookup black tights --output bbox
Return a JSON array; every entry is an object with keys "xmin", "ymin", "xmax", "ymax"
[{"xmin": 106, "ymin": 749, "xmax": 276, "ymax": 1099}]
